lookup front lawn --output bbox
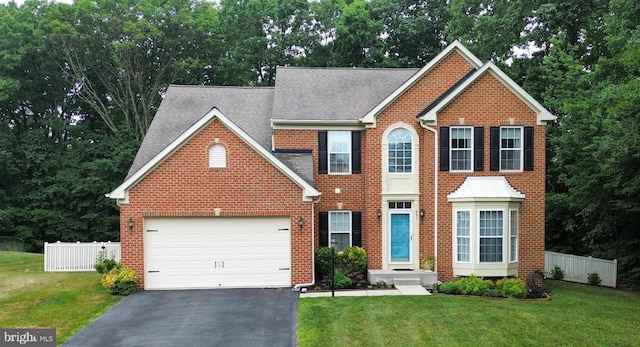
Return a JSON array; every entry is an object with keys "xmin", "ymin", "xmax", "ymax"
[
  {"xmin": 298, "ymin": 280, "xmax": 640, "ymax": 346},
  {"xmin": 0, "ymin": 251, "xmax": 122, "ymax": 344}
]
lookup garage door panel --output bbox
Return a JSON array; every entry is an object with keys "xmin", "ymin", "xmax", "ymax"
[{"xmin": 144, "ymin": 217, "xmax": 291, "ymax": 290}]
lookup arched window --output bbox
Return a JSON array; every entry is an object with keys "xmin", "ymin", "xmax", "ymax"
[
  {"xmin": 388, "ymin": 128, "xmax": 412, "ymax": 173},
  {"xmin": 209, "ymin": 144, "xmax": 226, "ymax": 168}
]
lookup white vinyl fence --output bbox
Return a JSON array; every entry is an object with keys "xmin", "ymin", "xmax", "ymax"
[
  {"xmin": 44, "ymin": 241, "xmax": 121, "ymax": 272},
  {"xmin": 545, "ymin": 251, "xmax": 617, "ymax": 288}
]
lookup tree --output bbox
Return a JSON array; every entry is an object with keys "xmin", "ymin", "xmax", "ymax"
[{"xmin": 46, "ymin": 0, "xmax": 223, "ymax": 142}]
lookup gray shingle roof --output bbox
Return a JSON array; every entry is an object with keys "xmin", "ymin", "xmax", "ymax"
[
  {"xmin": 272, "ymin": 67, "xmax": 418, "ymax": 120},
  {"xmin": 126, "ymin": 67, "xmax": 420, "ymax": 181},
  {"xmin": 125, "ymin": 85, "xmax": 275, "ymax": 180}
]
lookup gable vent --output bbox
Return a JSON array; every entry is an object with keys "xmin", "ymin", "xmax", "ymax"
[{"xmin": 209, "ymin": 144, "xmax": 226, "ymax": 168}]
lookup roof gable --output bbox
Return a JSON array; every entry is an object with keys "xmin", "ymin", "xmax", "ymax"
[
  {"xmin": 125, "ymin": 85, "xmax": 275, "ymax": 180},
  {"xmin": 419, "ymin": 62, "xmax": 556, "ymax": 126},
  {"xmin": 107, "ymin": 108, "xmax": 320, "ymax": 203},
  {"xmin": 360, "ymin": 40, "xmax": 483, "ymax": 126}
]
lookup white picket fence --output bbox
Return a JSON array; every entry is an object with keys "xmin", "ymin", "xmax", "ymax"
[
  {"xmin": 44, "ymin": 241, "xmax": 121, "ymax": 272},
  {"xmin": 545, "ymin": 251, "xmax": 617, "ymax": 288}
]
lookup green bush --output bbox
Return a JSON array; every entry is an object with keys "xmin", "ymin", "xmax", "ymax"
[
  {"xmin": 496, "ymin": 278, "xmax": 528, "ymax": 299},
  {"xmin": 340, "ymin": 246, "xmax": 368, "ymax": 274},
  {"xmin": 588, "ymin": 272, "xmax": 602, "ymax": 285},
  {"xmin": 457, "ymin": 275, "xmax": 494, "ymax": 296},
  {"xmin": 551, "ymin": 265, "xmax": 565, "ymax": 280},
  {"xmin": 314, "ymin": 247, "xmax": 338, "ymax": 279},
  {"xmin": 333, "ymin": 269, "xmax": 353, "ymax": 289},
  {"xmin": 94, "ymin": 248, "xmax": 120, "ymax": 274},
  {"xmin": 101, "ymin": 267, "xmax": 140, "ymax": 295},
  {"xmin": 315, "ymin": 246, "xmax": 368, "ymax": 289},
  {"xmin": 438, "ymin": 282, "xmax": 460, "ymax": 295}
]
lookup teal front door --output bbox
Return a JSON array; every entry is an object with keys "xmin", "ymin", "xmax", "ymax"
[{"xmin": 390, "ymin": 213, "xmax": 411, "ymax": 263}]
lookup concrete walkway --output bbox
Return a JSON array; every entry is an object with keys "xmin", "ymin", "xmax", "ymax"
[{"xmin": 299, "ymin": 285, "xmax": 431, "ymax": 298}]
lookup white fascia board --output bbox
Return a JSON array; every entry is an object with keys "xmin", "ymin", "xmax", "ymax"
[
  {"xmin": 420, "ymin": 62, "xmax": 556, "ymax": 126},
  {"xmin": 271, "ymin": 119, "xmax": 364, "ymax": 130},
  {"xmin": 108, "ymin": 108, "xmax": 320, "ymax": 202},
  {"xmin": 360, "ymin": 40, "xmax": 484, "ymax": 125}
]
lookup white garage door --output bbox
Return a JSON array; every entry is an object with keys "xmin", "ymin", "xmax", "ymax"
[{"xmin": 144, "ymin": 217, "xmax": 291, "ymax": 290}]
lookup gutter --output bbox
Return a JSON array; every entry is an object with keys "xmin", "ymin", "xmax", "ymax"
[
  {"xmin": 419, "ymin": 120, "xmax": 438, "ymax": 274},
  {"xmin": 292, "ymin": 195, "xmax": 321, "ymax": 291}
]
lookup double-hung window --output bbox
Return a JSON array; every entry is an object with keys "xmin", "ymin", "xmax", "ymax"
[
  {"xmin": 456, "ymin": 211, "xmax": 471, "ymax": 262},
  {"xmin": 328, "ymin": 131, "xmax": 351, "ymax": 174},
  {"xmin": 510, "ymin": 210, "xmax": 518, "ymax": 263},
  {"xmin": 500, "ymin": 127, "xmax": 522, "ymax": 171},
  {"xmin": 479, "ymin": 210, "xmax": 503, "ymax": 263},
  {"xmin": 319, "ymin": 131, "xmax": 361, "ymax": 175},
  {"xmin": 440, "ymin": 126, "xmax": 483, "ymax": 171},
  {"xmin": 329, "ymin": 211, "xmax": 351, "ymax": 252},
  {"xmin": 388, "ymin": 128, "xmax": 412, "ymax": 173},
  {"xmin": 450, "ymin": 127, "xmax": 472, "ymax": 171}
]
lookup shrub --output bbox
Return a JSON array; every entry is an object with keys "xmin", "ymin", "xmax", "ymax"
[
  {"xmin": 340, "ymin": 246, "xmax": 367, "ymax": 274},
  {"xmin": 457, "ymin": 275, "xmax": 493, "ymax": 296},
  {"xmin": 437, "ymin": 282, "xmax": 460, "ymax": 295},
  {"xmin": 374, "ymin": 280, "xmax": 392, "ymax": 289},
  {"xmin": 551, "ymin": 265, "xmax": 565, "ymax": 280},
  {"xmin": 315, "ymin": 246, "xmax": 368, "ymax": 289},
  {"xmin": 333, "ymin": 269, "xmax": 352, "ymax": 289},
  {"xmin": 94, "ymin": 248, "xmax": 119, "ymax": 274},
  {"xmin": 588, "ymin": 272, "xmax": 602, "ymax": 286},
  {"xmin": 101, "ymin": 267, "xmax": 140, "ymax": 295},
  {"xmin": 314, "ymin": 247, "xmax": 337, "ymax": 279},
  {"xmin": 496, "ymin": 278, "xmax": 528, "ymax": 299},
  {"xmin": 348, "ymin": 272, "xmax": 367, "ymax": 288}
]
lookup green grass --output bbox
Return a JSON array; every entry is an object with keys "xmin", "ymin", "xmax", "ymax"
[
  {"xmin": 0, "ymin": 251, "xmax": 122, "ymax": 344},
  {"xmin": 298, "ymin": 280, "xmax": 640, "ymax": 347}
]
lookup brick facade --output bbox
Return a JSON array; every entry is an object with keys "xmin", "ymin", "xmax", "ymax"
[
  {"xmin": 119, "ymin": 120, "xmax": 314, "ymax": 288},
  {"xmin": 116, "ymin": 44, "xmax": 548, "ymax": 288}
]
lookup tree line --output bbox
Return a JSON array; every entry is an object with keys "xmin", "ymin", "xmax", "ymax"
[{"xmin": 0, "ymin": 0, "xmax": 637, "ymax": 287}]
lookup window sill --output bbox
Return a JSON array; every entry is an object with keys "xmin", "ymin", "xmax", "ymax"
[{"xmin": 453, "ymin": 262, "xmax": 518, "ymax": 277}]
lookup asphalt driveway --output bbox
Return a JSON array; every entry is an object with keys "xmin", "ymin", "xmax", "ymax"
[{"xmin": 63, "ymin": 288, "xmax": 299, "ymax": 347}]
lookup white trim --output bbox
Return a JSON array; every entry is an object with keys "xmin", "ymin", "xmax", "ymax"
[
  {"xmin": 107, "ymin": 108, "xmax": 321, "ymax": 203},
  {"xmin": 360, "ymin": 41, "xmax": 483, "ymax": 126},
  {"xmin": 271, "ymin": 119, "xmax": 364, "ymax": 131},
  {"xmin": 419, "ymin": 62, "xmax": 556, "ymax": 126}
]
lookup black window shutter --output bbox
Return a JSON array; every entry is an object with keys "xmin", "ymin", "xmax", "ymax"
[
  {"xmin": 474, "ymin": 127, "xmax": 484, "ymax": 171},
  {"xmin": 319, "ymin": 212, "xmax": 328, "ymax": 247},
  {"xmin": 351, "ymin": 212, "xmax": 362, "ymax": 247},
  {"xmin": 352, "ymin": 131, "xmax": 361, "ymax": 174},
  {"xmin": 318, "ymin": 131, "xmax": 328, "ymax": 174},
  {"xmin": 490, "ymin": 127, "xmax": 500, "ymax": 171},
  {"xmin": 524, "ymin": 126, "xmax": 534, "ymax": 171},
  {"xmin": 440, "ymin": 127, "xmax": 449, "ymax": 171}
]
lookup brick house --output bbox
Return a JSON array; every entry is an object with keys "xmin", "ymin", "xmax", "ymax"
[{"xmin": 107, "ymin": 41, "xmax": 554, "ymax": 290}]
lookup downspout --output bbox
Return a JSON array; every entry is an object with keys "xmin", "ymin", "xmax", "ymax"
[
  {"xmin": 419, "ymin": 120, "xmax": 438, "ymax": 274},
  {"xmin": 292, "ymin": 195, "xmax": 321, "ymax": 291}
]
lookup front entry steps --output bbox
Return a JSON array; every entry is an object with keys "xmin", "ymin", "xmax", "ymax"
[{"xmin": 368, "ymin": 269, "xmax": 438, "ymax": 289}]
